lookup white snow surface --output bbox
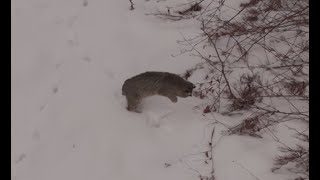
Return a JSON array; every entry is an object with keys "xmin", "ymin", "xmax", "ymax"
[{"xmin": 12, "ymin": 0, "xmax": 298, "ymax": 180}]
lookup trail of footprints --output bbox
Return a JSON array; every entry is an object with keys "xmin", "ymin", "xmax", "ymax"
[{"xmin": 14, "ymin": 2, "xmax": 94, "ymax": 177}]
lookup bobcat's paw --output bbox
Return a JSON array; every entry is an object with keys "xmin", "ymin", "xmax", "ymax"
[
  {"xmin": 127, "ymin": 106, "xmax": 142, "ymax": 113},
  {"xmin": 170, "ymin": 96, "xmax": 178, "ymax": 103}
]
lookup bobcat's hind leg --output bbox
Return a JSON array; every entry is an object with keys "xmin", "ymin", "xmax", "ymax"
[{"xmin": 126, "ymin": 95, "xmax": 142, "ymax": 113}]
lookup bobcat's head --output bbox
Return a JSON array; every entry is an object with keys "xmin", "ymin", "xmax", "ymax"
[{"xmin": 176, "ymin": 81, "xmax": 196, "ymax": 97}]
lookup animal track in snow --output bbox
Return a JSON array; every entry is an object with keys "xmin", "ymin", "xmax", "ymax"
[
  {"xmin": 52, "ymin": 85, "xmax": 59, "ymax": 94},
  {"xmin": 39, "ymin": 103, "xmax": 47, "ymax": 112},
  {"xmin": 104, "ymin": 70, "xmax": 116, "ymax": 79},
  {"xmin": 32, "ymin": 130, "xmax": 41, "ymax": 141},
  {"xmin": 55, "ymin": 63, "xmax": 62, "ymax": 69},
  {"xmin": 82, "ymin": 56, "xmax": 92, "ymax": 63},
  {"xmin": 83, "ymin": 0, "xmax": 88, "ymax": 7},
  {"xmin": 39, "ymin": 80, "xmax": 61, "ymax": 112},
  {"xmin": 14, "ymin": 153, "xmax": 26, "ymax": 164},
  {"xmin": 145, "ymin": 110, "xmax": 175, "ymax": 128}
]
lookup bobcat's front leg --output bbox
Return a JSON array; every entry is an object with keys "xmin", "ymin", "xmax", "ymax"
[{"xmin": 158, "ymin": 88, "xmax": 177, "ymax": 103}]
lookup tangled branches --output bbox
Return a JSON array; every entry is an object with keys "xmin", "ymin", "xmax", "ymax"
[{"xmin": 152, "ymin": 0, "xmax": 309, "ymax": 179}]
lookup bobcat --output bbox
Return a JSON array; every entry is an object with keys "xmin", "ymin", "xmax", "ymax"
[{"xmin": 122, "ymin": 71, "xmax": 195, "ymax": 112}]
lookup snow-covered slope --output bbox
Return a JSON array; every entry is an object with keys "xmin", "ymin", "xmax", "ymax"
[{"xmin": 12, "ymin": 0, "xmax": 300, "ymax": 180}]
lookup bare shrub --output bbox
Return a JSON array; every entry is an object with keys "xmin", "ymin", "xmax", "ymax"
[
  {"xmin": 272, "ymin": 142, "xmax": 309, "ymax": 180},
  {"xmin": 223, "ymin": 112, "xmax": 277, "ymax": 138},
  {"xmin": 229, "ymin": 73, "xmax": 263, "ymax": 111},
  {"xmin": 284, "ymin": 81, "xmax": 308, "ymax": 96},
  {"xmin": 151, "ymin": 0, "xmax": 309, "ymax": 179}
]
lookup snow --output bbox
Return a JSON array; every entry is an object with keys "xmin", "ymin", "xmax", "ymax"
[{"xmin": 12, "ymin": 0, "xmax": 304, "ymax": 180}]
